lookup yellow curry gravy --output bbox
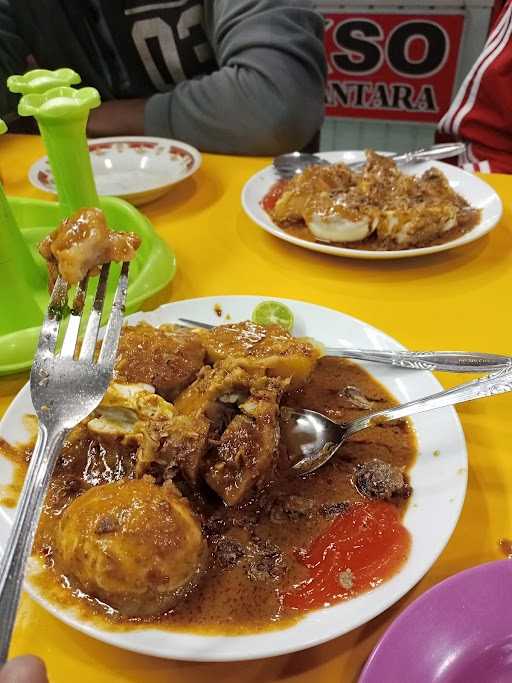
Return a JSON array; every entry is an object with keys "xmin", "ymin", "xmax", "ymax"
[{"xmin": 0, "ymin": 358, "xmax": 416, "ymax": 635}]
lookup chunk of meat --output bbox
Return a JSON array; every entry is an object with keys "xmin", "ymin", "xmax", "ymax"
[
  {"xmin": 353, "ymin": 458, "xmax": 411, "ymax": 501},
  {"xmin": 172, "ymin": 364, "xmax": 253, "ymax": 483},
  {"xmin": 199, "ymin": 321, "xmax": 320, "ymax": 390},
  {"xmin": 174, "ymin": 364, "xmax": 288, "ymax": 503},
  {"xmin": 269, "ymin": 163, "xmax": 356, "ymax": 225},
  {"xmin": 268, "ymin": 495, "xmax": 314, "ymax": 523},
  {"xmin": 204, "ymin": 375, "xmax": 287, "ymax": 505},
  {"xmin": 115, "ymin": 323, "xmax": 206, "ymax": 400},
  {"xmin": 245, "ymin": 539, "xmax": 284, "ymax": 581},
  {"xmin": 150, "ymin": 414, "xmax": 210, "ymax": 484},
  {"xmin": 39, "ymin": 207, "xmax": 140, "ymax": 289},
  {"xmin": 211, "ymin": 536, "xmax": 244, "ymax": 569}
]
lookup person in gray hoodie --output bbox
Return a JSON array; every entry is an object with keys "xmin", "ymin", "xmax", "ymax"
[{"xmin": 0, "ymin": 0, "xmax": 326, "ymax": 155}]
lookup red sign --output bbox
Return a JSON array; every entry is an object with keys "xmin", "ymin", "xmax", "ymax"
[{"xmin": 324, "ymin": 13, "xmax": 465, "ymax": 123}]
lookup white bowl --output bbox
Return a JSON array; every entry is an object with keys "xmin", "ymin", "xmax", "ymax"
[
  {"xmin": 0, "ymin": 296, "xmax": 468, "ymax": 661},
  {"xmin": 29, "ymin": 136, "xmax": 202, "ymax": 206}
]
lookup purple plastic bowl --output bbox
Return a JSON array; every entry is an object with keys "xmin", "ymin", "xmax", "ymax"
[{"xmin": 359, "ymin": 560, "xmax": 512, "ymax": 683}]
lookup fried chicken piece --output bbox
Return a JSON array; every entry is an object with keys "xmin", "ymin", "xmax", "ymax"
[
  {"xmin": 135, "ymin": 364, "xmax": 262, "ymax": 487},
  {"xmin": 270, "ymin": 163, "xmax": 355, "ymax": 225},
  {"xmin": 102, "ymin": 365, "xmax": 254, "ymax": 486},
  {"xmin": 55, "ymin": 478, "xmax": 207, "ymax": 617},
  {"xmin": 153, "ymin": 414, "xmax": 211, "ymax": 483},
  {"xmin": 418, "ymin": 167, "xmax": 468, "ymax": 207},
  {"xmin": 38, "ymin": 207, "xmax": 140, "ymax": 289},
  {"xmin": 204, "ymin": 374, "xmax": 287, "ymax": 506},
  {"xmin": 115, "ymin": 323, "xmax": 206, "ymax": 400},
  {"xmin": 199, "ymin": 321, "xmax": 320, "ymax": 390},
  {"xmin": 374, "ymin": 168, "xmax": 460, "ymax": 246}
]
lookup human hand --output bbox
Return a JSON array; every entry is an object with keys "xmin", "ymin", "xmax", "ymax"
[
  {"xmin": 86, "ymin": 99, "xmax": 146, "ymax": 138},
  {"xmin": 0, "ymin": 656, "xmax": 48, "ymax": 683}
]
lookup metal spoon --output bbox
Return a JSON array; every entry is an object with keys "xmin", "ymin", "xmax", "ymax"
[
  {"xmin": 273, "ymin": 151, "xmax": 330, "ymax": 179},
  {"xmin": 273, "ymin": 142, "xmax": 466, "ymax": 179},
  {"xmin": 282, "ymin": 363, "xmax": 512, "ymax": 475}
]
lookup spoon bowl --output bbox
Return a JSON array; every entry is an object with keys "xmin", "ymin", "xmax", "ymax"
[
  {"xmin": 284, "ymin": 362, "xmax": 512, "ymax": 475},
  {"xmin": 280, "ymin": 407, "xmax": 344, "ymax": 470},
  {"xmin": 272, "ymin": 152, "xmax": 330, "ymax": 179}
]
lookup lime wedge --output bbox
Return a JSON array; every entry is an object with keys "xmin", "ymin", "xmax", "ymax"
[{"xmin": 252, "ymin": 301, "xmax": 294, "ymax": 332}]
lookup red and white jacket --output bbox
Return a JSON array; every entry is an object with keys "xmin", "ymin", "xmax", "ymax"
[{"xmin": 438, "ymin": 0, "xmax": 512, "ymax": 174}]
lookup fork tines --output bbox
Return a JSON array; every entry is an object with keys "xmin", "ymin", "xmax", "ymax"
[{"xmin": 37, "ymin": 262, "xmax": 130, "ymax": 366}]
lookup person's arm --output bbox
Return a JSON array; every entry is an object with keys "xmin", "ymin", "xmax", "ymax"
[
  {"xmin": 87, "ymin": 98, "xmax": 146, "ymax": 137},
  {"xmin": 0, "ymin": 0, "xmax": 30, "ymax": 121},
  {"xmin": 437, "ymin": 0, "xmax": 512, "ymax": 173},
  {"xmin": 144, "ymin": 0, "xmax": 326, "ymax": 155}
]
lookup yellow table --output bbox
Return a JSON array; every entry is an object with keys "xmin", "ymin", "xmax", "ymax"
[{"xmin": 1, "ymin": 134, "xmax": 512, "ymax": 683}]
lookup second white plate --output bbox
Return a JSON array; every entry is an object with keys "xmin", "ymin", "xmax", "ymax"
[{"xmin": 241, "ymin": 151, "xmax": 503, "ymax": 259}]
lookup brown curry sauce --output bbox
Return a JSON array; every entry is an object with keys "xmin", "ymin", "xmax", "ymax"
[{"xmin": 0, "ymin": 358, "xmax": 416, "ymax": 635}]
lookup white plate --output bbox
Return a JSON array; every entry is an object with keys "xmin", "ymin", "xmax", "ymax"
[
  {"xmin": 241, "ymin": 151, "xmax": 503, "ymax": 259},
  {"xmin": 29, "ymin": 136, "xmax": 202, "ymax": 206},
  {"xmin": 0, "ymin": 296, "xmax": 467, "ymax": 661}
]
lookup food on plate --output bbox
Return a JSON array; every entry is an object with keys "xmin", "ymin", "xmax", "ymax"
[
  {"xmin": 38, "ymin": 207, "xmax": 140, "ymax": 288},
  {"xmin": 199, "ymin": 370, "xmax": 288, "ymax": 505},
  {"xmin": 262, "ymin": 151, "xmax": 481, "ymax": 250},
  {"xmin": 198, "ymin": 320, "xmax": 320, "ymax": 389},
  {"xmin": 87, "ymin": 381, "xmax": 179, "ymax": 478},
  {"xmin": 1, "ymin": 319, "xmax": 416, "ymax": 632},
  {"xmin": 114, "ymin": 323, "xmax": 206, "ymax": 400},
  {"xmin": 353, "ymin": 458, "xmax": 411, "ymax": 501},
  {"xmin": 282, "ymin": 500, "xmax": 410, "ymax": 610},
  {"xmin": 55, "ymin": 478, "xmax": 206, "ymax": 617}
]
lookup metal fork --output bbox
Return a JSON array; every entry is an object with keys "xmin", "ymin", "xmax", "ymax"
[
  {"xmin": 177, "ymin": 318, "xmax": 511, "ymax": 374},
  {"xmin": 0, "ymin": 262, "xmax": 130, "ymax": 663}
]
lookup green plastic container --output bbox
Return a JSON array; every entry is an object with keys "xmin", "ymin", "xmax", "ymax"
[
  {"xmin": 1, "ymin": 196, "xmax": 175, "ymax": 375},
  {"xmin": 0, "ymin": 72, "xmax": 177, "ymax": 375}
]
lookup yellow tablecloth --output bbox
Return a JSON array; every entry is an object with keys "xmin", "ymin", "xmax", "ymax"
[{"xmin": 1, "ymin": 134, "xmax": 512, "ymax": 683}]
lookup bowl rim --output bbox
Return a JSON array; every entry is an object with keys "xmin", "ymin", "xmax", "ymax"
[{"xmin": 28, "ymin": 135, "xmax": 202, "ymax": 197}]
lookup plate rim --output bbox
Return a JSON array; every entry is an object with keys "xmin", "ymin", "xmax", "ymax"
[
  {"xmin": 28, "ymin": 135, "xmax": 202, "ymax": 198},
  {"xmin": 241, "ymin": 152, "xmax": 503, "ymax": 260},
  {"xmin": 0, "ymin": 295, "xmax": 468, "ymax": 661}
]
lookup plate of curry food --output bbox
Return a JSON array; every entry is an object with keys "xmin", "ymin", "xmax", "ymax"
[
  {"xmin": 0, "ymin": 295, "xmax": 467, "ymax": 660},
  {"xmin": 242, "ymin": 150, "xmax": 502, "ymax": 259}
]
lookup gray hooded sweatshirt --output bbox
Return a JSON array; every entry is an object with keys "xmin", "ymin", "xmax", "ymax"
[{"xmin": 0, "ymin": 0, "xmax": 326, "ymax": 154}]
